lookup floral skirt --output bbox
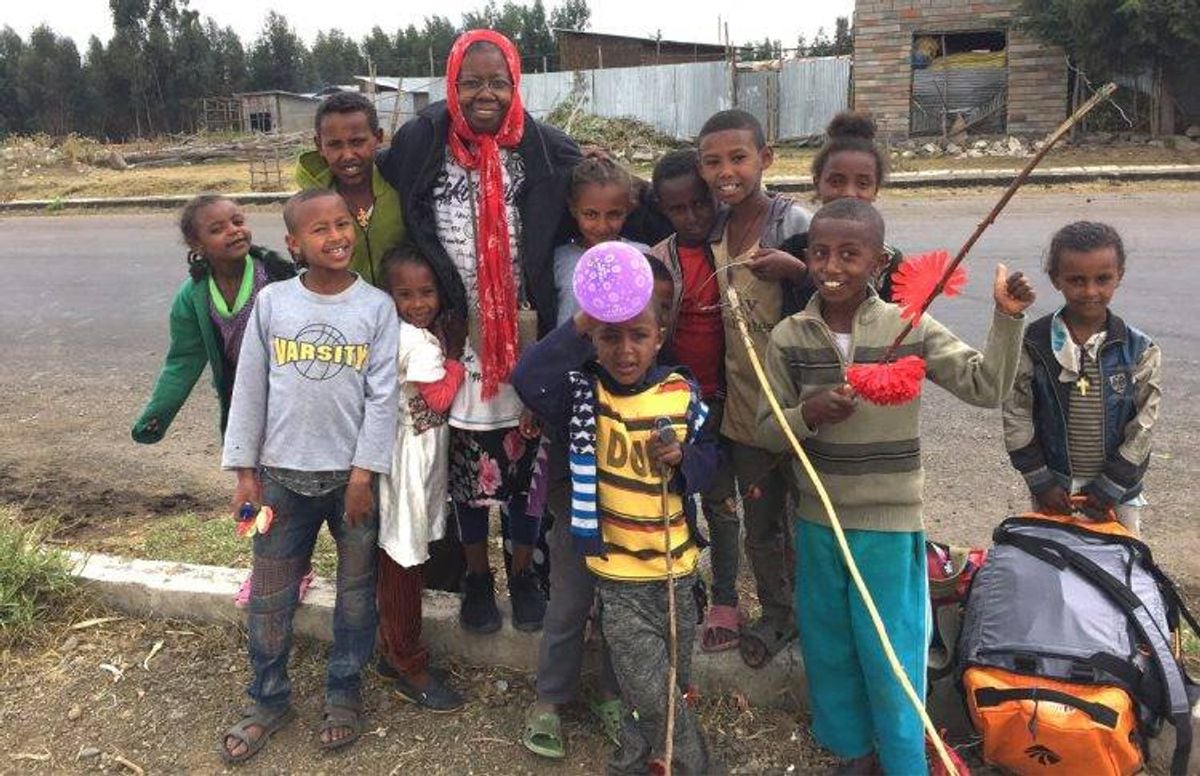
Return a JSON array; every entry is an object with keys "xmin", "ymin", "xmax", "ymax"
[{"xmin": 448, "ymin": 426, "xmax": 537, "ymax": 507}]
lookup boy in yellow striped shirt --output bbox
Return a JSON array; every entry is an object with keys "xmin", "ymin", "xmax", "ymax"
[{"xmin": 513, "ymin": 298, "xmax": 719, "ymax": 774}]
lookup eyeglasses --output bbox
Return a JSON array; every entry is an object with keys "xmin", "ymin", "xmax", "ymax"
[{"xmin": 456, "ymin": 77, "xmax": 514, "ymax": 95}]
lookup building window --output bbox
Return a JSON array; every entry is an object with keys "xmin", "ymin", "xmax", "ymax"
[
  {"xmin": 249, "ymin": 111, "xmax": 273, "ymax": 133},
  {"xmin": 911, "ymin": 30, "xmax": 1008, "ymax": 136}
]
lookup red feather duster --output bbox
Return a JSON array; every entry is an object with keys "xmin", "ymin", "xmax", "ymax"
[
  {"xmin": 846, "ymin": 356, "xmax": 927, "ymax": 405},
  {"xmin": 891, "ymin": 250, "xmax": 967, "ymax": 321},
  {"xmin": 846, "ymin": 251, "xmax": 964, "ymax": 406}
]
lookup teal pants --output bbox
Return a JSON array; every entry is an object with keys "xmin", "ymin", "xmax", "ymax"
[{"xmin": 794, "ymin": 520, "xmax": 929, "ymax": 775}]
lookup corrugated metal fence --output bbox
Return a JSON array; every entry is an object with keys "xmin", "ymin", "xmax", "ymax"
[
  {"xmin": 375, "ymin": 56, "xmax": 848, "ymax": 141},
  {"xmin": 779, "ymin": 56, "xmax": 852, "ymax": 138}
]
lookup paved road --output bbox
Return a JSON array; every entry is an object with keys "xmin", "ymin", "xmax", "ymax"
[{"xmin": 2, "ymin": 188, "xmax": 1198, "ymax": 582}]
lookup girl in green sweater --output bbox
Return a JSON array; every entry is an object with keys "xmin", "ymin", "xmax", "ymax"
[
  {"xmin": 132, "ymin": 194, "xmax": 295, "ymax": 443},
  {"xmin": 132, "ymin": 195, "xmax": 301, "ymax": 606}
]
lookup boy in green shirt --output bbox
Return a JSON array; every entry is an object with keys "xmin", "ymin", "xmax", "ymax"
[{"xmin": 295, "ymin": 92, "xmax": 406, "ymax": 287}]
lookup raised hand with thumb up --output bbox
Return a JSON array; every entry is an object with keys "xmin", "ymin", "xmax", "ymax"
[{"xmin": 993, "ymin": 263, "xmax": 1035, "ymax": 316}]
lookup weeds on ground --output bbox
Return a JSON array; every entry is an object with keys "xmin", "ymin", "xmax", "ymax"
[
  {"xmin": 0, "ymin": 511, "xmax": 78, "ymax": 646},
  {"xmin": 139, "ymin": 511, "xmax": 337, "ymax": 576}
]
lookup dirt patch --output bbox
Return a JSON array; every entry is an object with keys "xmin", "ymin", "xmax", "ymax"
[
  {"xmin": 0, "ymin": 606, "xmax": 836, "ymax": 774},
  {"xmin": 0, "ymin": 463, "xmax": 207, "ymax": 535}
]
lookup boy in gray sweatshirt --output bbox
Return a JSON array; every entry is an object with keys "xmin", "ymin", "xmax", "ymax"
[{"xmin": 219, "ymin": 189, "xmax": 399, "ymax": 764}]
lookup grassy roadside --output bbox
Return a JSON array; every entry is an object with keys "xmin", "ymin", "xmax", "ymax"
[
  {"xmin": 4, "ymin": 145, "xmax": 1199, "ymax": 203},
  {"xmin": 55, "ymin": 506, "xmax": 339, "ymax": 577},
  {"xmin": 0, "ymin": 507, "xmax": 83, "ymax": 647}
]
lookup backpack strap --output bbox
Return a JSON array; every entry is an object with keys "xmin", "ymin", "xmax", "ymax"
[
  {"xmin": 996, "ymin": 525, "xmax": 1194, "ymax": 775},
  {"xmin": 1000, "ymin": 517, "xmax": 1200, "ymax": 638}
]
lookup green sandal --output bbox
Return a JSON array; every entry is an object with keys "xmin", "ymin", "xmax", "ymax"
[
  {"xmin": 522, "ymin": 708, "xmax": 565, "ymax": 759},
  {"xmin": 590, "ymin": 697, "xmax": 624, "ymax": 747}
]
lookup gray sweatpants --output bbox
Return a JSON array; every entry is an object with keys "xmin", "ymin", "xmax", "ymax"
[
  {"xmin": 535, "ymin": 478, "xmax": 619, "ymax": 704},
  {"xmin": 599, "ymin": 574, "xmax": 711, "ymax": 775}
]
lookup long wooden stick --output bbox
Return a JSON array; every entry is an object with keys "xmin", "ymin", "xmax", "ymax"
[
  {"xmin": 726, "ymin": 284, "xmax": 959, "ymax": 775},
  {"xmin": 660, "ymin": 471, "xmax": 678, "ymax": 774},
  {"xmin": 879, "ymin": 82, "xmax": 1117, "ymax": 363}
]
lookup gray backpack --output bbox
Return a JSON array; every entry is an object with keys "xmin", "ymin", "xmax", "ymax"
[{"xmin": 958, "ymin": 515, "xmax": 1200, "ymax": 775}]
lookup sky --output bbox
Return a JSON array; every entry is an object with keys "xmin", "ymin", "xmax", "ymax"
[{"xmin": 7, "ymin": 0, "xmax": 856, "ymax": 52}]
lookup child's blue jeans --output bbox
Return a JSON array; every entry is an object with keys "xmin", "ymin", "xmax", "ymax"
[
  {"xmin": 794, "ymin": 519, "xmax": 929, "ymax": 775},
  {"xmin": 248, "ymin": 479, "xmax": 378, "ymax": 711}
]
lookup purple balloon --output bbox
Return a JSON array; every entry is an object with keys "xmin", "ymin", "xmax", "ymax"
[{"xmin": 572, "ymin": 241, "xmax": 654, "ymax": 323}]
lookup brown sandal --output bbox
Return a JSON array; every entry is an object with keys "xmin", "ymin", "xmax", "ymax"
[
  {"xmin": 318, "ymin": 702, "xmax": 364, "ymax": 751},
  {"xmin": 219, "ymin": 704, "xmax": 295, "ymax": 765}
]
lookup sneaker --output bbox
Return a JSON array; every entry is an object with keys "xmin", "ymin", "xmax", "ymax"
[
  {"xmin": 508, "ymin": 567, "xmax": 547, "ymax": 632},
  {"xmin": 460, "ymin": 570, "xmax": 502, "ymax": 633},
  {"xmin": 392, "ymin": 670, "xmax": 465, "ymax": 713},
  {"xmin": 376, "ymin": 658, "xmax": 449, "ymax": 683}
]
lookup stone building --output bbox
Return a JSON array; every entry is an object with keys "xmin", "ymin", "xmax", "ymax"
[
  {"xmin": 555, "ymin": 29, "xmax": 727, "ymax": 71},
  {"xmin": 852, "ymin": 0, "xmax": 1068, "ymax": 138},
  {"xmin": 235, "ymin": 91, "xmax": 321, "ymax": 134}
]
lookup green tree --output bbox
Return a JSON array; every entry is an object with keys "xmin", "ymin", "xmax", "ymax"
[
  {"xmin": 833, "ymin": 16, "xmax": 852, "ymax": 55},
  {"xmin": 206, "ymin": 19, "xmax": 248, "ymax": 94},
  {"xmin": 247, "ymin": 11, "xmax": 313, "ymax": 91},
  {"xmin": 1021, "ymin": 0, "xmax": 1200, "ymax": 75},
  {"xmin": 1022, "ymin": 0, "xmax": 1200, "ymax": 132},
  {"xmin": 361, "ymin": 26, "xmax": 399, "ymax": 75},
  {"xmin": 79, "ymin": 36, "xmax": 117, "ymax": 137},
  {"xmin": 421, "ymin": 15, "xmax": 458, "ymax": 75},
  {"xmin": 549, "ymin": 0, "xmax": 590, "ymax": 32},
  {"xmin": 750, "ymin": 37, "xmax": 779, "ymax": 61},
  {"xmin": 807, "ymin": 26, "xmax": 836, "ymax": 56},
  {"xmin": 463, "ymin": 1, "xmax": 501, "ymax": 30},
  {"xmin": 515, "ymin": 0, "xmax": 555, "ymax": 70},
  {"xmin": 17, "ymin": 26, "xmax": 84, "ymax": 136},
  {"xmin": 0, "ymin": 27, "xmax": 25, "ymax": 135},
  {"xmin": 312, "ymin": 29, "xmax": 364, "ymax": 85}
]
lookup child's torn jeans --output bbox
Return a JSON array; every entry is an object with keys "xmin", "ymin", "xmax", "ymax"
[{"xmin": 247, "ymin": 474, "xmax": 378, "ymax": 711}]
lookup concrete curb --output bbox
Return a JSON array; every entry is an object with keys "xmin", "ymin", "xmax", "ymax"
[
  {"xmin": 4, "ymin": 164, "xmax": 1199, "ymax": 213},
  {"xmin": 769, "ymin": 163, "xmax": 1200, "ymax": 193},
  {"xmin": 0, "ymin": 192, "xmax": 293, "ymax": 213},
  {"xmin": 67, "ymin": 551, "xmax": 1200, "ymax": 770},
  {"xmin": 67, "ymin": 551, "xmax": 804, "ymax": 710}
]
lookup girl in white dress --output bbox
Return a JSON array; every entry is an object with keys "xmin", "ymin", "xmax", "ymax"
[{"xmin": 376, "ymin": 246, "xmax": 467, "ymax": 710}]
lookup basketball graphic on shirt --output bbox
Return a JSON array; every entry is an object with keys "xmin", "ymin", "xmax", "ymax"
[
  {"xmin": 295, "ymin": 324, "xmax": 346, "ymax": 380},
  {"xmin": 272, "ymin": 324, "xmax": 370, "ymax": 381}
]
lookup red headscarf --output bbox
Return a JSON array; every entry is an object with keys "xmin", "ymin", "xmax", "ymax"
[{"xmin": 445, "ymin": 30, "xmax": 526, "ymax": 399}]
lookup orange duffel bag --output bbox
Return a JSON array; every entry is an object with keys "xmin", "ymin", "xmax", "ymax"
[{"xmin": 963, "ymin": 665, "xmax": 1142, "ymax": 775}]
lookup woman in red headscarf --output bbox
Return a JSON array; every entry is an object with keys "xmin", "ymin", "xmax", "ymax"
[{"xmin": 380, "ymin": 31, "xmax": 582, "ymax": 639}]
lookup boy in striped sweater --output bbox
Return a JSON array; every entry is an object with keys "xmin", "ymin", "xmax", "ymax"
[
  {"xmin": 756, "ymin": 199, "xmax": 1034, "ymax": 774},
  {"xmin": 513, "ymin": 297, "xmax": 719, "ymax": 774}
]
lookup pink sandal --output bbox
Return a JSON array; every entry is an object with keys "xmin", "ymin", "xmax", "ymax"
[
  {"xmin": 698, "ymin": 604, "xmax": 742, "ymax": 652},
  {"xmin": 234, "ymin": 567, "xmax": 316, "ymax": 608}
]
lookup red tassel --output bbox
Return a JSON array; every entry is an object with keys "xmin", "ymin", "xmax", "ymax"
[
  {"xmin": 845, "ymin": 355, "xmax": 927, "ymax": 406},
  {"xmin": 892, "ymin": 250, "xmax": 967, "ymax": 321}
]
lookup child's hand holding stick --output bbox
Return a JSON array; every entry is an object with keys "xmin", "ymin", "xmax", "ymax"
[{"xmin": 800, "ymin": 384, "xmax": 857, "ymax": 429}]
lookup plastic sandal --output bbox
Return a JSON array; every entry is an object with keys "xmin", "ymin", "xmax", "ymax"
[
  {"xmin": 698, "ymin": 604, "xmax": 742, "ymax": 653},
  {"xmin": 522, "ymin": 708, "xmax": 566, "ymax": 759},
  {"xmin": 318, "ymin": 702, "xmax": 363, "ymax": 751},
  {"xmin": 739, "ymin": 618, "xmax": 797, "ymax": 669},
  {"xmin": 590, "ymin": 697, "xmax": 624, "ymax": 747},
  {"xmin": 219, "ymin": 704, "xmax": 295, "ymax": 765},
  {"xmin": 234, "ymin": 567, "xmax": 316, "ymax": 609}
]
